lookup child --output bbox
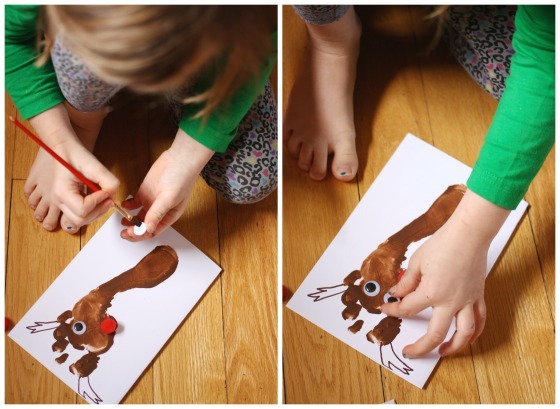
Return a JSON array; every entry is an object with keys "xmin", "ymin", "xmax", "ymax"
[
  {"xmin": 6, "ymin": 5, "xmax": 277, "ymax": 241},
  {"xmin": 285, "ymin": 6, "xmax": 554, "ymax": 357}
]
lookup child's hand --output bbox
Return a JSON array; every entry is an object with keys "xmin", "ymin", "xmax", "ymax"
[
  {"xmin": 120, "ymin": 129, "xmax": 214, "ymax": 242},
  {"xmin": 27, "ymin": 104, "xmax": 119, "ymax": 231},
  {"xmin": 380, "ymin": 189, "xmax": 510, "ymax": 358}
]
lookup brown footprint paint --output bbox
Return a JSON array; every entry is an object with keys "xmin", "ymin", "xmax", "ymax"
[{"xmin": 26, "ymin": 245, "xmax": 179, "ymax": 403}]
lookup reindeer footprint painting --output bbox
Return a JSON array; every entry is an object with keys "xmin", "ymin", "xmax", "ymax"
[
  {"xmin": 287, "ymin": 134, "xmax": 528, "ymax": 388},
  {"xmin": 8, "ymin": 213, "xmax": 222, "ymax": 404}
]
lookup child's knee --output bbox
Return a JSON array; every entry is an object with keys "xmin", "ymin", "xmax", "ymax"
[{"xmin": 202, "ymin": 169, "xmax": 277, "ymax": 205}]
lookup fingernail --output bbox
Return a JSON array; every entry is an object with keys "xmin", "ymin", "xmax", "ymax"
[
  {"xmin": 146, "ymin": 222, "xmax": 155, "ymax": 234},
  {"xmin": 402, "ymin": 353, "xmax": 408, "ymax": 359},
  {"xmin": 388, "ymin": 286, "xmax": 396, "ymax": 296}
]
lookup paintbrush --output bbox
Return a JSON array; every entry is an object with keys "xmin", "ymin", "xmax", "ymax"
[{"xmin": 9, "ymin": 116, "xmax": 142, "ymax": 228}]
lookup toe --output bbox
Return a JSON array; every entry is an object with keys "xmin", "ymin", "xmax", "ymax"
[
  {"xmin": 331, "ymin": 138, "xmax": 358, "ymax": 182},
  {"xmin": 33, "ymin": 199, "xmax": 49, "ymax": 222},
  {"xmin": 60, "ymin": 214, "xmax": 79, "ymax": 235},
  {"xmin": 297, "ymin": 145, "xmax": 313, "ymax": 172},
  {"xmin": 23, "ymin": 179, "xmax": 37, "ymax": 199},
  {"xmin": 309, "ymin": 146, "xmax": 328, "ymax": 181},
  {"xmin": 42, "ymin": 206, "xmax": 61, "ymax": 232},
  {"xmin": 27, "ymin": 188, "xmax": 42, "ymax": 211},
  {"xmin": 286, "ymin": 136, "xmax": 302, "ymax": 159},
  {"xmin": 282, "ymin": 122, "xmax": 293, "ymax": 144}
]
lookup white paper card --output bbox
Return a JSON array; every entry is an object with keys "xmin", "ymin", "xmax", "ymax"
[
  {"xmin": 9, "ymin": 213, "xmax": 222, "ymax": 404},
  {"xmin": 287, "ymin": 134, "xmax": 528, "ymax": 389}
]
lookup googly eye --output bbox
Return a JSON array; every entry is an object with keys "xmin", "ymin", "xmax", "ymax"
[
  {"xmin": 72, "ymin": 321, "xmax": 87, "ymax": 335},
  {"xmin": 383, "ymin": 293, "xmax": 400, "ymax": 303},
  {"xmin": 363, "ymin": 280, "xmax": 381, "ymax": 297}
]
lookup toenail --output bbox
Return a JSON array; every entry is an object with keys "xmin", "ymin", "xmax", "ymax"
[
  {"xmin": 35, "ymin": 215, "xmax": 43, "ymax": 221},
  {"xmin": 66, "ymin": 226, "xmax": 75, "ymax": 231},
  {"xmin": 338, "ymin": 167, "xmax": 352, "ymax": 177},
  {"xmin": 43, "ymin": 224, "xmax": 53, "ymax": 231}
]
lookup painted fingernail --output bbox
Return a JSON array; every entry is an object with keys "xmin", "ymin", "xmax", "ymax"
[
  {"xmin": 146, "ymin": 222, "xmax": 156, "ymax": 235},
  {"xmin": 402, "ymin": 353, "xmax": 408, "ymax": 359},
  {"xmin": 388, "ymin": 286, "xmax": 397, "ymax": 295}
]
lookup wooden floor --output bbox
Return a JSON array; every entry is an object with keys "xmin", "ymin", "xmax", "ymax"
[
  {"xmin": 5, "ymin": 90, "xmax": 278, "ymax": 403},
  {"xmin": 282, "ymin": 5, "xmax": 555, "ymax": 404}
]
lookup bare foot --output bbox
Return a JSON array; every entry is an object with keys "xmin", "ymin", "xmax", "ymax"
[
  {"xmin": 24, "ymin": 103, "xmax": 108, "ymax": 233},
  {"xmin": 284, "ymin": 6, "xmax": 361, "ymax": 181}
]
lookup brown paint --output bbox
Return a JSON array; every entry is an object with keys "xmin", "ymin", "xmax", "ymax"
[
  {"xmin": 366, "ymin": 316, "xmax": 402, "ymax": 346},
  {"xmin": 70, "ymin": 352, "xmax": 100, "ymax": 377},
  {"xmin": 63, "ymin": 245, "xmax": 179, "ymax": 355},
  {"xmin": 56, "ymin": 353, "xmax": 69, "ymax": 364},
  {"xmin": 342, "ymin": 303, "xmax": 362, "ymax": 320},
  {"xmin": 348, "ymin": 320, "xmax": 364, "ymax": 334}
]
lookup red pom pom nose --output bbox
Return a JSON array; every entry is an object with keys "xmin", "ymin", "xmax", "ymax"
[{"xmin": 101, "ymin": 316, "xmax": 118, "ymax": 334}]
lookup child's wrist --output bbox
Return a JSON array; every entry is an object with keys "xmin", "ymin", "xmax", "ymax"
[
  {"xmin": 168, "ymin": 128, "xmax": 215, "ymax": 174},
  {"xmin": 448, "ymin": 189, "xmax": 510, "ymax": 245}
]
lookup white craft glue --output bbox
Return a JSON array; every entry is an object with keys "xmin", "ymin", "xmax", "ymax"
[{"xmin": 133, "ymin": 222, "xmax": 147, "ymax": 236}]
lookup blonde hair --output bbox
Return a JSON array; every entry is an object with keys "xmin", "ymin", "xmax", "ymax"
[
  {"xmin": 37, "ymin": 5, "xmax": 276, "ymax": 118},
  {"xmin": 425, "ymin": 5, "xmax": 450, "ymax": 54}
]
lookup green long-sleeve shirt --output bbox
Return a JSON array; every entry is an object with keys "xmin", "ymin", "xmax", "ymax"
[
  {"xmin": 467, "ymin": 5, "xmax": 555, "ymax": 209},
  {"xmin": 5, "ymin": 5, "xmax": 277, "ymax": 153}
]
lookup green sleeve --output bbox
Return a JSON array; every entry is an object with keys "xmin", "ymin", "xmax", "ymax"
[
  {"xmin": 179, "ymin": 29, "xmax": 277, "ymax": 153},
  {"xmin": 467, "ymin": 5, "xmax": 555, "ymax": 210},
  {"xmin": 5, "ymin": 5, "xmax": 65, "ymax": 119}
]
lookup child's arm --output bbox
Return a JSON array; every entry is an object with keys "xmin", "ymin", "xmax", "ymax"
[
  {"xmin": 120, "ymin": 128, "xmax": 214, "ymax": 241},
  {"xmin": 381, "ymin": 6, "xmax": 554, "ymax": 357}
]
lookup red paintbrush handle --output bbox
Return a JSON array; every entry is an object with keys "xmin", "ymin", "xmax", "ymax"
[{"xmin": 9, "ymin": 116, "xmax": 100, "ymax": 193}]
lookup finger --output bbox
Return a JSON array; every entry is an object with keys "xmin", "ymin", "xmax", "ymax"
[
  {"xmin": 143, "ymin": 197, "xmax": 174, "ymax": 235},
  {"xmin": 470, "ymin": 298, "xmax": 487, "ymax": 344},
  {"xmin": 120, "ymin": 225, "xmax": 154, "ymax": 242},
  {"xmin": 380, "ymin": 289, "xmax": 432, "ymax": 318},
  {"xmin": 60, "ymin": 194, "xmax": 113, "ymax": 226},
  {"xmin": 439, "ymin": 304, "xmax": 475, "ymax": 356},
  {"xmin": 121, "ymin": 195, "xmax": 143, "ymax": 211},
  {"xmin": 402, "ymin": 307, "xmax": 455, "ymax": 358},
  {"xmin": 388, "ymin": 256, "xmax": 422, "ymax": 298}
]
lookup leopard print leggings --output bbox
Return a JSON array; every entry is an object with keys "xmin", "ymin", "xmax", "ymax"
[
  {"xmin": 50, "ymin": 38, "xmax": 277, "ymax": 204},
  {"xmin": 293, "ymin": 5, "xmax": 517, "ymax": 100}
]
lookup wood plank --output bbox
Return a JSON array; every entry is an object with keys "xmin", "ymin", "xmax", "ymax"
[
  {"xmin": 282, "ymin": 5, "xmax": 384, "ymax": 404},
  {"xmin": 524, "ymin": 148, "xmax": 555, "ymax": 321},
  {"xmin": 5, "ymin": 180, "xmax": 80, "ymax": 404},
  {"xmin": 5, "ymin": 92, "xmax": 16, "ymax": 252},
  {"xmin": 219, "ymin": 193, "xmax": 278, "ymax": 403}
]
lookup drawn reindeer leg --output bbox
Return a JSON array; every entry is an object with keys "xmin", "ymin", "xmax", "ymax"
[
  {"xmin": 78, "ymin": 376, "xmax": 103, "ymax": 405},
  {"xmin": 366, "ymin": 316, "xmax": 412, "ymax": 375}
]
